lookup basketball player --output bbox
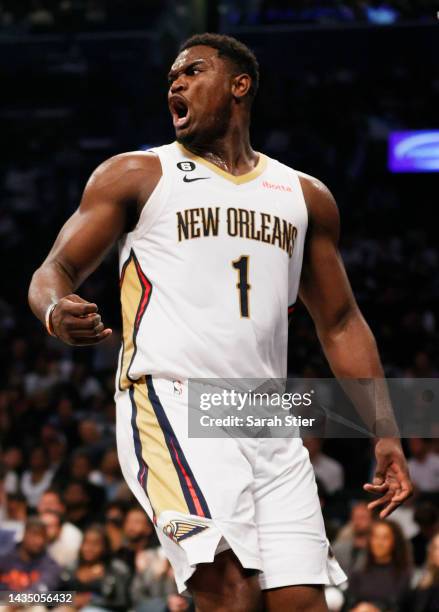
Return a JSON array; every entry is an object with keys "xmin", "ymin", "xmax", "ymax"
[{"xmin": 28, "ymin": 34, "xmax": 413, "ymax": 612}]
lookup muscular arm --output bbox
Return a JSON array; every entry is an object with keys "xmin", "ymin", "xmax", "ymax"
[
  {"xmin": 298, "ymin": 173, "xmax": 412, "ymax": 516},
  {"xmin": 28, "ymin": 152, "xmax": 161, "ymax": 345},
  {"xmin": 298, "ymin": 174, "xmax": 382, "ymax": 380}
]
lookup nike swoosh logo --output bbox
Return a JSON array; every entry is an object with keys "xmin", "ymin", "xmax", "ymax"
[{"xmin": 183, "ymin": 175, "xmax": 210, "ymax": 183}]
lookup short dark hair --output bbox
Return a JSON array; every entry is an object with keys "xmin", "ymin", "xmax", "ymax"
[
  {"xmin": 179, "ymin": 33, "xmax": 259, "ymax": 99},
  {"xmin": 24, "ymin": 517, "xmax": 47, "ymax": 534}
]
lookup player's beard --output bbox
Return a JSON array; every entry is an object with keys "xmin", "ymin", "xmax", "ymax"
[{"xmin": 177, "ymin": 103, "xmax": 232, "ymax": 149}]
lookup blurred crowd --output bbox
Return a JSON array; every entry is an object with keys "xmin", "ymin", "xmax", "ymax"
[
  {"xmin": 0, "ymin": 11, "xmax": 438, "ymax": 612},
  {"xmin": 222, "ymin": 0, "xmax": 438, "ymax": 26},
  {"xmin": 0, "ymin": 0, "xmax": 166, "ymax": 33},
  {"xmin": 2, "ymin": 419, "xmax": 439, "ymax": 611},
  {"xmin": 0, "ymin": 0, "xmax": 437, "ymax": 34}
]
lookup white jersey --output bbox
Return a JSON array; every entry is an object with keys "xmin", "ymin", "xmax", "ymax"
[
  {"xmin": 113, "ymin": 143, "xmax": 346, "ymax": 594},
  {"xmin": 116, "ymin": 141, "xmax": 308, "ymax": 388}
]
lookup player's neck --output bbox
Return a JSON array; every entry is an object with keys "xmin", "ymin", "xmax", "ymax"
[{"xmin": 182, "ymin": 121, "xmax": 257, "ymax": 176}]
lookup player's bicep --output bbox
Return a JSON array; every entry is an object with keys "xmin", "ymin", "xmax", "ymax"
[
  {"xmin": 42, "ymin": 153, "xmax": 160, "ymax": 287},
  {"xmin": 42, "ymin": 157, "xmax": 135, "ymax": 286},
  {"xmin": 300, "ymin": 235, "xmax": 358, "ymax": 332},
  {"xmin": 45, "ymin": 197, "xmax": 125, "ymax": 287}
]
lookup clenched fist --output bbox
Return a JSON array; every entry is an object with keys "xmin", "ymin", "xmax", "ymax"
[{"xmin": 50, "ymin": 294, "xmax": 112, "ymax": 346}]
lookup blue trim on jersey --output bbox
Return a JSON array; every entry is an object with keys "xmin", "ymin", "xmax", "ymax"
[
  {"xmin": 129, "ymin": 385, "xmax": 150, "ymax": 495},
  {"xmin": 145, "ymin": 375, "xmax": 211, "ymax": 518}
]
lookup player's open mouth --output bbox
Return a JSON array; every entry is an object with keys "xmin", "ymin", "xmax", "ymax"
[{"xmin": 170, "ymin": 97, "xmax": 190, "ymax": 129}]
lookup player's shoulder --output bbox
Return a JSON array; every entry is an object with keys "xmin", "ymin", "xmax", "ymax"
[
  {"xmin": 295, "ymin": 170, "xmax": 339, "ymax": 231},
  {"xmin": 91, "ymin": 150, "xmax": 161, "ymax": 183},
  {"xmin": 84, "ymin": 150, "xmax": 163, "ymax": 201},
  {"xmin": 295, "ymin": 170, "xmax": 335, "ymax": 207}
]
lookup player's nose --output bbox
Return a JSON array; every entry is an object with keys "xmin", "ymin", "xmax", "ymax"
[{"xmin": 170, "ymin": 75, "xmax": 188, "ymax": 94}]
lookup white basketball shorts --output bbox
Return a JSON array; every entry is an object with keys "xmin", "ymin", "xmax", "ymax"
[{"xmin": 115, "ymin": 376, "xmax": 346, "ymax": 593}]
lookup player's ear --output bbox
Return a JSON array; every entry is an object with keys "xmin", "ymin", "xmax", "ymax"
[{"xmin": 232, "ymin": 73, "xmax": 251, "ymax": 101}]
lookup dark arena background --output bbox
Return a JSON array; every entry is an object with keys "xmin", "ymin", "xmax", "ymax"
[{"xmin": 1, "ymin": 2, "xmax": 439, "ymax": 611}]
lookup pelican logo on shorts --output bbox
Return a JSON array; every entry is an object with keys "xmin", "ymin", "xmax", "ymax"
[
  {"xmin": 173, "ymin": 380, "xmax": 183, "ymax": 395},
  {"xmin": 163, "ymin": 519, "xmax": 209, "ymax": 543}
]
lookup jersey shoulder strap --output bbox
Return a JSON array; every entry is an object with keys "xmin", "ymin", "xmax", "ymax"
[{"xmin": 129, "ymin": 143, "xmax": 177, "ymax": 236}]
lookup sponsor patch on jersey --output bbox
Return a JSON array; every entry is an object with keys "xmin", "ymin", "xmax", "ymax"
[
  {"xmin": 163, "ymin": 519, "xmax": 209, "ymax": 543},
  {"xmin": 262, "ymin": 180, "xmax": 293, "ymax": 192}
]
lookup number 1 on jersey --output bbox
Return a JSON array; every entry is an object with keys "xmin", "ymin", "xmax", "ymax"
[{"xmin": 232, "ymin": 255, "xmax": 251, "ymax": 318}]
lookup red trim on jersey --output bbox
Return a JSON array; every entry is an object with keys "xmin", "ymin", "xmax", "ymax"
[
  {"xmin": 169, "ymin": 438, "xmax": 206, "ymax": 517},
  {"xmin": 134, "ymin": 258, "xmax": 152, "ymax": 330}
]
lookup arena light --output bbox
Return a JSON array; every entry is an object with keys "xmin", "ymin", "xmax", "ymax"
[{"xmin": 389, "ymin": 130, "xmax": 439, "ymax": 172}]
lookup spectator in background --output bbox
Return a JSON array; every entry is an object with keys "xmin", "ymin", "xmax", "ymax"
[
  {"xmin": 70, "ymin": 362, "xmax": 103, "ymax": 400},
  {"xmin": 104, "ymin": 501, "xmax": 128, "ymax": 553},
  {"xmin": 45, "ymin": 430, "xmax": 69, "ymax": 486},
  {"xmin": 58, "ymin": 524, "xmax": 131, "ymax": 612},
  {"xmin": 20, "ymin": 445, "xmax": 53, "ymax": 509},
  {"xmin": 4, "ymin": 492, "xmax": 28, "ymax": 523},
  {"xmin": 117, "ymin": 506, "xmax": 158, "ymax": 571},
  {"xmin": 40, "ymin": 510, "xmax": 80, "ymax": 569},
  {"xmin": 63, "ymin": 480, "xmax": 100, "ymax": 530},
  {"xmin": 408, "ymin": 438, "xmax": 439, "ymax": 493},
  {"xmin": 70, "ymin": 450, "xmax": 95, "ymax": 482},
  {"xmin": 48, "ymin": 396, "xmax": 80, "ymax": 449},
  {"xmin": 0, "ymin": 518, "xmax": 60, "ymax": 594},
  {"xmin": 0, "ymin": 471, "xmax": 18, "ymax": 555},
  {"xmin": 304, "ymin": 437, "xmax": 345, "ymax": 494},
  {"xmin": 37, "ymin": 488, "xmax": 83, "ymax": 567},
  {"xmin": 69, "ymin": 450, "xmax": 105, "ymax": 507},
  {"xmin": 404, "ymin": 532, "xmax": 439, "ymax": 612},
  {"xmin": 1, "ymin": 446, "xmax": 24, "ymax": 494},
  {"xmin": 344, "ymin": 519, "xmax": 412, "ymax": 611},
  {"xmin": 131, "ymin": 551, "xmax": 191, "ymax": 612},
  {"xmin": 333, "ymin": 501, "xmax": 372, "ymax": 575},
  {"xmin": 411, "ymin": 503, "xmax": 439, "ymax": 567},
  {"xmin": 90, "ymin": 448, "xmax": 125, "ymax": 501},
  {"xmin": 77, "ymin": 419, "xmax": 108, "ymax": 462},
  {"xmin": 24, "ymin": 353, "xmax": 59, "ymax": 396},
  {"xmin": 0, "ymin": 492, "xmax": 28, "ymax": 549}
]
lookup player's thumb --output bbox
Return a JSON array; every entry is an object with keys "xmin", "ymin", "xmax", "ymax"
[
  {"xmin": 373, "ymin": 473, "xmax": 385, "ymax": 486},
  {"xmin": 373, "ymin": 456, "xmax": 389, "ymax": 485}
]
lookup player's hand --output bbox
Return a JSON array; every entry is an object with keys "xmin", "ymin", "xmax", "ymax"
[
  {"xmin": 51, "ymin": 294, "xmax": 112, "ymax": 346},
  {"xmin": 363, "ymin": 438, "xmax": 413, "ymax": 518}
]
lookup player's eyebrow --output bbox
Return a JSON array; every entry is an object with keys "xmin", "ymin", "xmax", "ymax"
[{"xmin": 168, "ymin": 59, "xmax": 207, "ymax": 81}]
